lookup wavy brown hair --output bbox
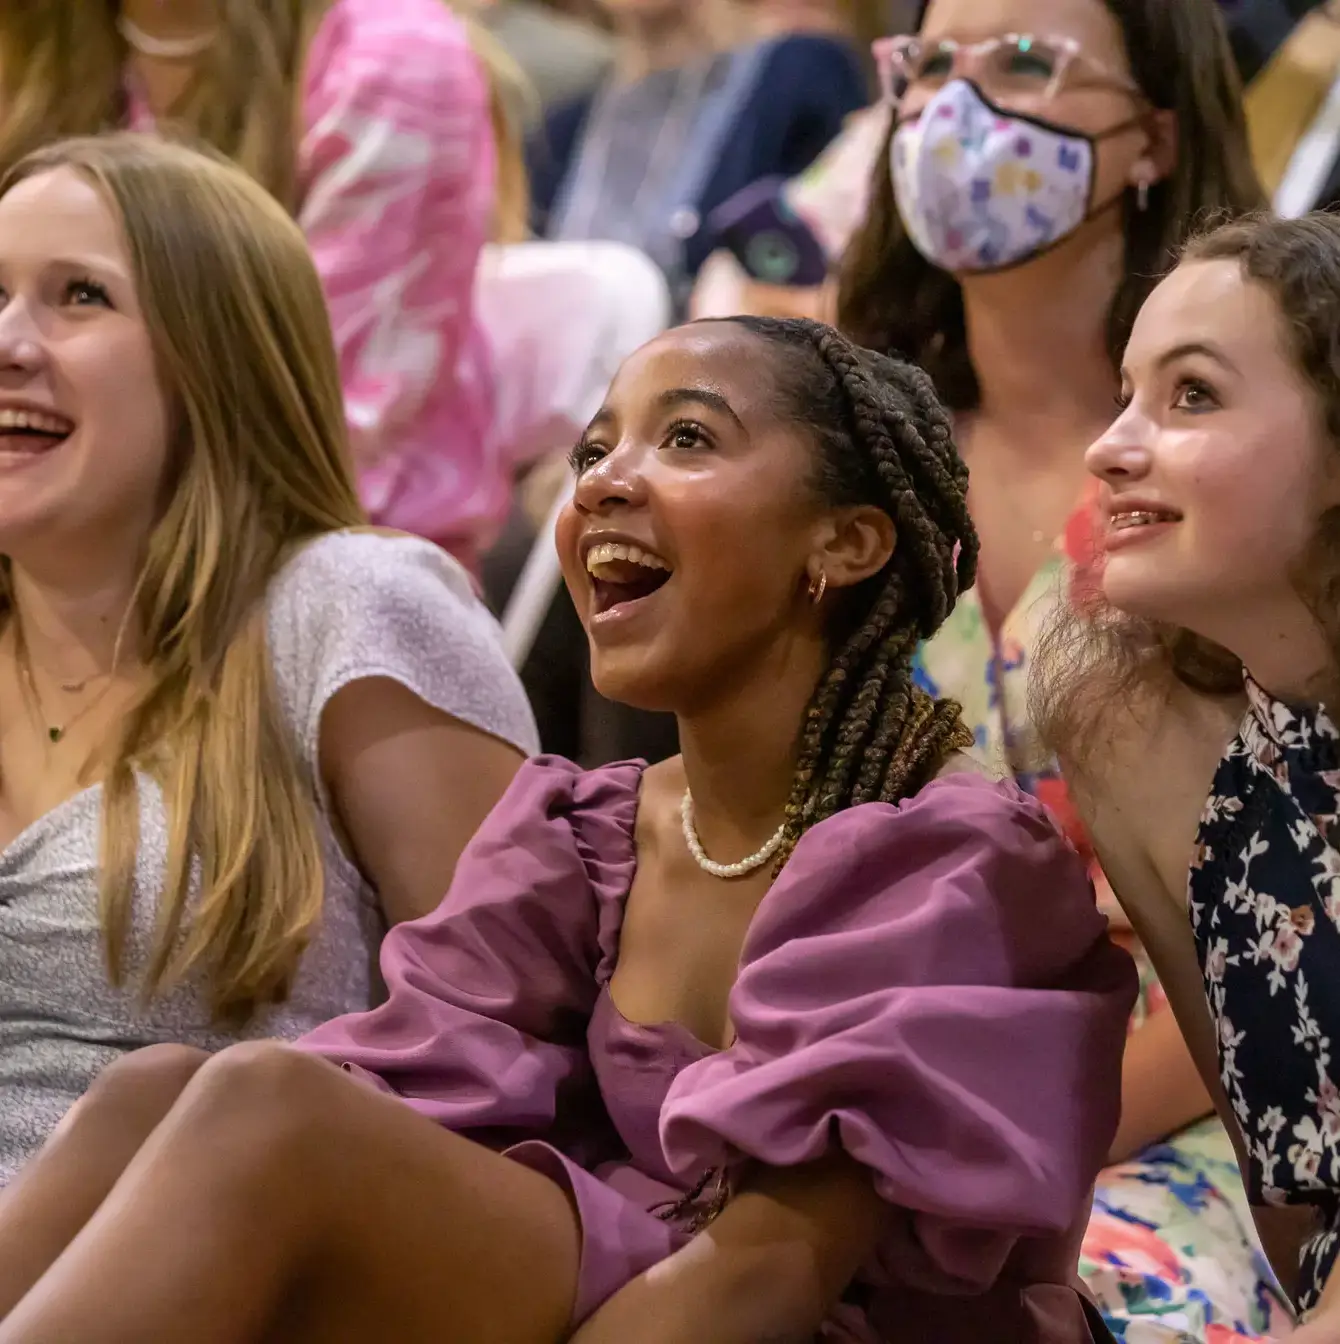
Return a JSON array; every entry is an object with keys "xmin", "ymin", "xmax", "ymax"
[
  {"xmin": 0, "ymin": 1, "xmax": 530, "ymax": 236},
  {"xmin": 1033, "ymin": 213, "xmax": 1340, "ymax": 777},
  {"xmin": 0, "ymin": 132, "xmax": 367, "ymax": 1022},
  {"xmin": 838, "ymin": 0, "xmax": 1265, "ymax": 410}
]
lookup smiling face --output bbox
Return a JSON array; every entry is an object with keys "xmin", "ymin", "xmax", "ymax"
[
  {"xmin": 0, "ymin": 167, "xmax": 171, "ymax": 569},
  {"xmin": 1087, "ymin": 257, "xmax": 1338, "ymax": 658},
  {"xmin": 556, "ymin": 324, "xmax": 885, "ymax": 713}
]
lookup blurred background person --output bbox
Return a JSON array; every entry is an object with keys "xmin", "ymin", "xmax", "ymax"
[
  {"xmin": 529, "ymin": 0, "xmax": 867, "ymax": 317},
  {"xmin": 1236, "ymin": 0, "xmax": 1340, "ymax": 215},
  {"xmin": 0, "ymin": 0, "xmax": 524, "ymax": 575},
  {"xmin": 465, "ymin": 0, "xmax": 615, "ymax": 122},
  {"xmin": 693, "ymin": 0, "xmax": 1340, "ymax": 319}
]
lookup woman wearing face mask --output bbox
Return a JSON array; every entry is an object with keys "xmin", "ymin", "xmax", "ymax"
[
  {"xmin": 1035, "ymin": 210, "xmax": 1340, "ymax": 1343},
  {"xmin": 0, "ymin": 180, "xmax": 1136, "ymax": 1335},
  {"xmin": 0, "ymin": 132, "xmax": 536, "ymax": 1188},
  {"xmin": 839, "ymin": 2, "xmax": 1283, "ymax": 1340},
  {"xmin": 0, "ymin": 0, "xmax": 526, "ymax": 573}
]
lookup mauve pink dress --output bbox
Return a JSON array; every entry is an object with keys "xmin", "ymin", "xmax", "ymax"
[{"xmin": 299, "ymin": 757, "xmax": 1136, "ymax": 1341}]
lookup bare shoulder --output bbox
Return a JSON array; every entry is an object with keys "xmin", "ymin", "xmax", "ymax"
[
  {"xmin": 933, "ymin": 750, "xmax": 989, "ymax": 781},
  {"xmin": 640, "ymin": 755, "xmax": 686, "ymax": 804},
  {"xmin": 1076, "ymin": 684, "xmax": 1244, "ymax": 914},
  {"xmin": 636, "ymin": 755, "xmax": 687, "ymax": 849}
]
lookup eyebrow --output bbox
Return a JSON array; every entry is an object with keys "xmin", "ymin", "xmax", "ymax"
[
  {"xmin": 50, "ymin": 255, "xmax": 128, "ymax": 279},
  {"xmin": 653, "ymin": 387, "xmax": 745, "ymax": 428},
  {"xmin": 1126, "ymin": 340, "xmax": 1241, "ymax": 380},
  {"xmin": 585, "ymin": 387, "xmax": 747, "ymax": 437},
  {"xmin": 583, "ymin": 406, "xmax": 615, "ymax": 435}
]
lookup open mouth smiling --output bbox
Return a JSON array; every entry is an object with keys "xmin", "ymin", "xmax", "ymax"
[
  {"xmin": 584, "ymin": 541, "xmax": 673, "ymax": 620},
  {"xmin": 1108, "ymin": 506, "xmax": 1182, "ymax": 531},
  {"xmin": 0, "ymin": 406, "xmax": 76, "ymax": 460}
]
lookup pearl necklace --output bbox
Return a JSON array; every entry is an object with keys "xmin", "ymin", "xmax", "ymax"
[
  {"xmin": 680, "ymin": 790, "xmax": 785, "ymax": 880},
  {"xmin": 117, "ymin": 15, "xmax": 217, "ymax": 60}
]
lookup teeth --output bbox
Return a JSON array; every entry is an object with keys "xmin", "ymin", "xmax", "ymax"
[
  {"xmin": 584, "ymin": 542, "xmax": 671, "ymax": 575},
  {"xmin": 1111, "ymin": 510, "xmax": 1175, "ymax": 530},
  {"xmin": 0, "ymin": 408, "xmax": 74, "ymax": 435}
]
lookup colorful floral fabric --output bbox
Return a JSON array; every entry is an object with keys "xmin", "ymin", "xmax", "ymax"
[
  {"xmin": 913, "ymin": 489, "xmax": 1289, "ymax": 1341},
  {"xmin": 1190, "ymin": 676, "xmax": 1340, "ymax": 1320},
  {"xmin": 891, "ymin": 79, "xmax": 1100, "ymax": 274}
]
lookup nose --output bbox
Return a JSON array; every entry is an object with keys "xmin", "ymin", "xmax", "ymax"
[
  {"xmin": 571, "ymin": 441, "xmax": 649, "ymax": 516},
  {"xmin": 1085, "ymin": 405, "xmax": 1153, "ymax": 485},
  {"xmin": 0, "ymin": 296, "xmax": 45, "ymax": 377}
]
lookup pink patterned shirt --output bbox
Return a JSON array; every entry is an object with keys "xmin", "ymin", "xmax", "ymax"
[{"xmin": 129, "ymin": 0, "xmax": 502, "ymax": 570}]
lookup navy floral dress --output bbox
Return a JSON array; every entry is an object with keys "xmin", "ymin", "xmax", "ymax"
[{"xmin": 1190, "ymin": 676, "xmax": 1340, "ymax": 1316}]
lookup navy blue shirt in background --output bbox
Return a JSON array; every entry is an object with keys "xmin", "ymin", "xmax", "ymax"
[{"xmin": 528, "ymin": 34, "xmax": 868, "ymax": 286}]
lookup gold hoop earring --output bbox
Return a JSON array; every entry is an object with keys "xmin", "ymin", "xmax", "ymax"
[{"xmin": 807, "ymin": 571, "xmax": 827, "ymax": 605}]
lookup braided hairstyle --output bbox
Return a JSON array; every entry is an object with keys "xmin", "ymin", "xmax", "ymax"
[{"xmin": 713, "ymin": 317, "xmax": 979, "ymax": 875}]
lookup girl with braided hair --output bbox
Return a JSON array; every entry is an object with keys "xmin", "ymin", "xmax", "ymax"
[{"xmin": 0, "ymin": 319, "xmax": 1134, "ymax": 1343}]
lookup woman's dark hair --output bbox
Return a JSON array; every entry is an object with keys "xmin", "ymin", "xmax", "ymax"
[
  {"xmin": 838, "ymin": 0, "xmax": 1266, "ymax": 409},
  {"xmin": 1033, "ymin": 213, "xmax": 1340, "ymax": 777},
  {"xmin": 717, "ymin": 316, "xmax": 979, "ymax": 873}
]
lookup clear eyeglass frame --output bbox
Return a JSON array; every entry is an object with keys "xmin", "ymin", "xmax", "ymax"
[{"xmin": 872, "ymin": 31, "xmax": 1140, "ymax": 108}]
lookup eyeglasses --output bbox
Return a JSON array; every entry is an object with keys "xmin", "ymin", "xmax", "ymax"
[{"xmin": 872, "ymin": 32, "xmax": 1141, "ymax": 107}]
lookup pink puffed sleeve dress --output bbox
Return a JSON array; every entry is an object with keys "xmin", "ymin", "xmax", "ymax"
[{"xmin": 299, "ymin": 758, "xmax": 1137, "ymax": 1341}]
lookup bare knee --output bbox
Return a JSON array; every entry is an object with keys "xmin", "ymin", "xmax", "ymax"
[
  {"xmin": 175, "ymin": 1042, "xmax": 337, "ymax": 1170},
  {"xmin": 22, "ymin": 1045, "xmax": 213, "ymax": 1177},
  {"xmin": 75, "ymin": 1044, "xmax": 211, "ymax": 1130}
]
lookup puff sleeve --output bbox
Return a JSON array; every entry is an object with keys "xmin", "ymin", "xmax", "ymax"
[
  {"xmin": 298, "ymin": 757, "xmax": 637, "ymax": 1145},
  {"xmin": 659, "ymin": 774, "xmax": 1137, "ymax": 1293}
]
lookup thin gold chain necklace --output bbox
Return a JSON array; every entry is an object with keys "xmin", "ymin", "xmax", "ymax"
[{"xmin": 13, "ymin": 619, "xmax": 118, "ymax": 745}]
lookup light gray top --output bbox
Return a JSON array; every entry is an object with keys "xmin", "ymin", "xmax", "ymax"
[{"xmin": 0, "ymin": 530, "xmax": 538, "ymax": 1183}]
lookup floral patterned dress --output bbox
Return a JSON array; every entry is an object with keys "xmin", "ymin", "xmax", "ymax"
[
  {"xmin": 913, "ymin": 493, "xmax": 1290, "ymax": 1342},
  {"xmin": 1191, "ymin": 677, "xmax": 1340, "ymax": 1322}
]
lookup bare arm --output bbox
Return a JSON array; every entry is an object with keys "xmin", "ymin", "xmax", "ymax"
[
  {"xmin": 1070, "ymin": 695, "xmax": 1313, "ymax": 1293},
  {"xmin": 1108, "ymin": 1006, "xmax": 1214, "ymax": 1163},
  {"xmin": 570, "ymin": 1152, "xmax": 887, "ymax": 1344},
  {"xmin": 320, "ymin": 676, "xmax": 525, "ymax": 925}
]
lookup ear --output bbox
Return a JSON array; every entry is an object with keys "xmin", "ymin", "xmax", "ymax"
[
  {"xmin": 1132, "ymin": 108, "xmax": 1178, "ymax": 189},
  {"xmin": 808, "ymin": 505, "xmax": 896, "ymax": 593}
]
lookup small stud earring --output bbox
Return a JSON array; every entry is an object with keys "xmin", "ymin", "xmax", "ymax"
[
  {"xmin": 807, "ymin": 570, "xmax": 827, "ymax": 605},
  {"xmin": 1136, "ymin": 179, "xmax": 1150, "ymax": 212}
]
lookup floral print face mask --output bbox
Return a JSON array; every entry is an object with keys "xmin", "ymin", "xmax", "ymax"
[{"xmin": 891, "ymin": 78, "xmax": 1139, "ymax": 274}]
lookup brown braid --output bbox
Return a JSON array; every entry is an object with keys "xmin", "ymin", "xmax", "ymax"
[
  {"xmin": 654, "ymin": 319, "xmax": 979, "ymax": 1235},
  {"xmin": 709, "ymin": 317, "xmax": 979, "ymax": 876}
]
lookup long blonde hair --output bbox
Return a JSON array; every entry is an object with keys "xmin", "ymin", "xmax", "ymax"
[
  {"xmin": 0, "ymin": 1, "xmax": 530, "ymax": 236},
  {"xmin": 0, "ymin": 133, "xmax": 367, "ymax": 1023}
]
